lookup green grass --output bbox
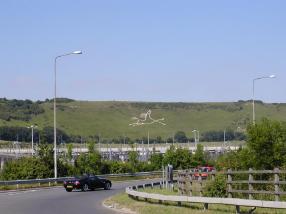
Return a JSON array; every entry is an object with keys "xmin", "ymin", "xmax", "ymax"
[
  {"xmin": 105, "ymin": 188, "xmax": 286, "ymax": 214},
  {"xmin": 138, "ymin": 186, "xmax": 179, "ymax": 195},
  {"xmin": 1, "ymin": 100, "xmax": 286, "ymax": 139},
  {"xmin": 139, "ymin": 182, "xmax": 204, "ymax": 196}
]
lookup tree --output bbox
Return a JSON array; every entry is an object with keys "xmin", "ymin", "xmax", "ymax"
[
  {"xmin": 149, "ymin": 153, "xmax": 163, "ymax": 170},
  {"xmin": 193, "ymin": 144, "xmax": 206, "ymax": 166},
  {"xmin": 163, "ymin": 145, "xmax": 178, "ymax": 167},
  {"xmin": 41, "ymin": 127, "xmax": 69, "ymax": 144},
  {"xmin": 216, "ymin": 119, "xmax": 286, "ymax": 171},
  {"xmin": 174, "ymin": 131, "xmax": 188, "ymax": 143},
  {"xmin": 67, "ymin": 144, "xmax": 73, "ymax": 161},
  {"xmin": 87, "ymin": 141, "xmax": 96, "ymax": 153},
  {"xmin": 163, "ymin": 145, "xmax": 192, "ymax": 169},
  {"xmin": 247, "ymin": 119, "xmax": 286, "ymax": 169},
  {"xmin": 37, "ymin": 143, "xmax": 54, "ymax": 173},
  {"xmin": 128, "ymin": 151, "xmax": 139, "ymax": 172},
  {"xmin": 37, "ymin": 143, "xmax": 72, "ymax": 177},
  {"xmin": 109, "ymin": 161, "xmax": 132, "ymax": 174},
  {"xmin": 155, "ymin": 136, "xmax": 163, "ymax": 144},
  {"xmin": 74, "ymin": 141, "xmax": 102, "ymax": 174},
  {"xmin": 75, "ymin": 151, "xmax": 102, "ymax": 175},
  {"xmin": 175, "ymin": 147, "xmax": 193, "ymax": 169},
  {"xmin": 201, "ymin": 130, "xmax": 246, "ymax": 142}
]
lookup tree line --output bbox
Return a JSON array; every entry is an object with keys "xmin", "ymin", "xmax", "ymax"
[
  {"xmin": 0, "ymin": 142, "xmax": 211, "ymax": 180},
  {"xmin": 1, "ymin": 118, "xmax": 284, "ymax": 180},
  {"xmin": 0, "ymin": 98, "xmax": 44, "ymax": 121},
  {"xmin": 216, "ymin": 119, "xmax": 286, "ymax": 170},
  {"xmin": 0, "ymin": 126, "xmax": 245, "ymax": 144}
]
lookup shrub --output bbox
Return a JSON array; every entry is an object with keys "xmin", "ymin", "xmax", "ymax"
[{"xmin": 203, "ymin": 174, "xmax": 227, "ymax": 198}]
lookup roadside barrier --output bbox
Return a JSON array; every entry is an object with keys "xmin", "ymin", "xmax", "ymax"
[
  {"xmin": 0, "ymin": 170, "xmax": 176, "ymax": 188},
  {"xmin": 126, "ymin": 180, "xmax": 286, "ymax": 214}
]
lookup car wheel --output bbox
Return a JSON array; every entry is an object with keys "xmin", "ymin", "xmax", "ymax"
[
  {"xmin": 104, "ymin": 182, "xmax": 111, "ymax": 190},
  {"xmin": 66, "ymin": 189, "xmax": 72, "ymax": 192},
  {"xmin": 82, "ymin": 184, "xmax": 89, "ymax": 192}
]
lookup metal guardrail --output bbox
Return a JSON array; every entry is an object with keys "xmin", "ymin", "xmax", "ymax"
[
  {"xmin": 126, "ymin": 181, "xmax": 286, "ymax": 214},
  {"xmin": 0, "ymin": 170, "xmax": 173, "ymax": 186}
]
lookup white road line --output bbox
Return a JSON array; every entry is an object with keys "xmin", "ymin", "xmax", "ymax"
[{"xmin": 1, "ymin": 189, "xmax": 39, "ymax": 196}]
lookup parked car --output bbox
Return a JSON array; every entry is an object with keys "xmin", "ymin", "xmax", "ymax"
[
  {"xmin": 63, "ymin": 174, "xmax": 112, "ymax": 192},
  {"xmin": 193, "ymin": 166, "xmax": 215, "ymax": 180}
]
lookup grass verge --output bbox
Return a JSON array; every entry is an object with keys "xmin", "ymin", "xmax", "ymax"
[{"xmin": 104, "ymin": 187, "xmax": 286, "ymax": 214}]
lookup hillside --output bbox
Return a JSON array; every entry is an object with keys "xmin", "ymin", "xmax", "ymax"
[{"xmin": 1, "ymin": 99, "xmax": 286, "ymax": 139}]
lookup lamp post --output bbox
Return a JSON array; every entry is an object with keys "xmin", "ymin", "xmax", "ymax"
[
  {"xmin": 252, "ymin": 75, "xmax": 275, "ymax": 124},
  {"xmin": 192, "ymin": 130, "xmax": 197, "ymax": 148},
  {"xmin": 147, "ymin": 131, "xmax": 150, "ymax": 151},
  {"xmin": 27, "ymin": 125, "xmax": 37, "ymax": 156},
  {"xmin": 54, "ymin": 50, "xmax": 82, "ymax": 179}
]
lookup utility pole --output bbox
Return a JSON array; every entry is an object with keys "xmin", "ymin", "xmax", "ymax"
[{"xmin": 27, "ymin": 125, "xmax": 37, "ymax": 156}]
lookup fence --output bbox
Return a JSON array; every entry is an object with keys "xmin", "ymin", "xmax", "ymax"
[
  {"xmin": 178, "ymin": 168, "xmax": 286, "ymax": 201},
  {"xmin": 177, "ymin": 169, "xmax": 216, "ymax": 196},
  {"xmin": 126, "ymin": 180, "xmax": 286, "ymax": 214}
]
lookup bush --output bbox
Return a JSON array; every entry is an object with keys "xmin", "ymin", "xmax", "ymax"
[
  {"xmin": 1, "ymin": 157, "xmax": 52, "ymax": 180},
  {"xmin": 203, "ymin": 174, "xmax": 227, "ymax": 198},
  {"xmin": 109, "ymin": 161, "xmax": 132, "ymax": 174}
]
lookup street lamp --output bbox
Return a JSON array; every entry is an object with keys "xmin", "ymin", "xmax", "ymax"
[
  {"xmin": 54, "ymin": 50, "xmax": 82, "ymax": 179},
  {"xmin": 27, "ymin": 125, "xmax": 37, "ymax": 156},
  {"xmin": 252, "ymin": 75, "xmax": 275, "ymax": 124},
  {"xmin": 192, "ymin": 130, "xmax": 197, "ymax": 148}
]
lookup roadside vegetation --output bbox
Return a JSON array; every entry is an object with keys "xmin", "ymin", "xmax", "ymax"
[
  {"xmin": 0, "ymin": 141, "xmax": 211, "ymax": 180},
  {"xmin": 1, "ymin": 118, "xmax": 286, "ymax": 182}
]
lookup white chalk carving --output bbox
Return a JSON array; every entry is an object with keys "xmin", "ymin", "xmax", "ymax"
[{"xmin": 129, "ymin": 110, "xmax": 166, "ymax": 127}]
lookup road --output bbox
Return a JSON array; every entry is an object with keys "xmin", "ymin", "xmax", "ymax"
[{"xmin": 0, "ymin": 179, "xmax": 151, "ymax": 214}]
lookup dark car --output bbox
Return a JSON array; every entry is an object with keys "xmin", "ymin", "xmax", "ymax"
[{"xmin": 63, "ymin": 174, "xmax": 112, "ymax": 192}]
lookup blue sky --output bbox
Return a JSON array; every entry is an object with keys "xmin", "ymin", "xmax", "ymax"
[{"xmin": 0, "ymin": 1, "xmax": 285, "ymax": 102}]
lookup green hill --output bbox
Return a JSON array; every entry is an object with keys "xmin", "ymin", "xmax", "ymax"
[{"xmin": 1, "ymin": 99, "xmax": 286, "ymax": 139}]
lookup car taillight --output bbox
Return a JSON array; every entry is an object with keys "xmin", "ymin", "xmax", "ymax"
[{"xmin": 75, "ymin": 181, "xmax": 80, "ymax": 185}]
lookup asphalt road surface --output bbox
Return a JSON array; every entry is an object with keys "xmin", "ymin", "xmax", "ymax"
[{"xmin": 0, "ymin": 179, "xmax": 154, "ymax": 214}]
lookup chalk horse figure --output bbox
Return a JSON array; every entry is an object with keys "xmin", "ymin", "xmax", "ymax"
[{"xmin": 129, "ymin": 110, "xmax": 166, "ymax": 127}]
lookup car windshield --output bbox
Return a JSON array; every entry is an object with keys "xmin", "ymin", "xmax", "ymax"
[
  {"xmin": 74, "ymin": 174, "xmax": 99, "ymax": 180},
  {"xmin": 74, "ymin": 174, "xmax": 88, "ymax": 179}
]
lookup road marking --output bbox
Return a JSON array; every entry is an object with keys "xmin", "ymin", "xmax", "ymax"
[{"xmin": 1, "ymin": 189, "xmax": 39, "ymax": 196}]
